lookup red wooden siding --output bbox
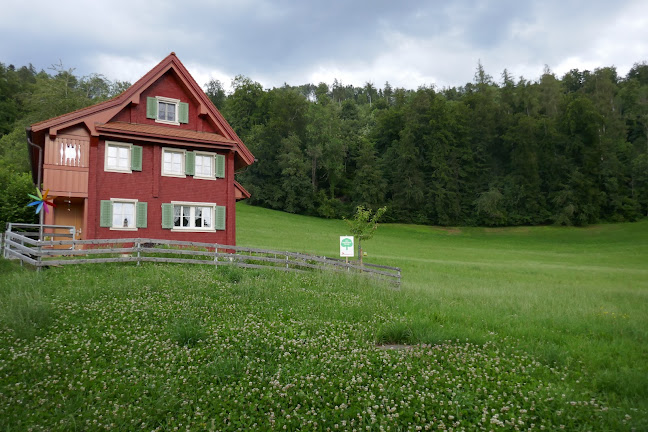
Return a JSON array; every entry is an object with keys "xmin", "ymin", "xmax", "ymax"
[{"xmin": 85, "ymin": 139, "xmax": 235, "ymax": 245}]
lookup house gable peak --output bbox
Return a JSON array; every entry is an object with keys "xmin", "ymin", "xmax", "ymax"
[{"xmin": 29, "ymin": 53, "xmax": 253, "ymax": 168}]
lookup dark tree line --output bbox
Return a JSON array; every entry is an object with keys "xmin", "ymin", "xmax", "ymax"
[
  {"xmin": 1, "ymin": 60, "xmax": 647, "ymax": 227},
  {"xmin": 211, "ymin": 62, "xmax": 648, "ymax": 226}
]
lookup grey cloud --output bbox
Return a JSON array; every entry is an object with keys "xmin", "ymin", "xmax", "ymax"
[{"xmin": 1, "ymin": 0, "xmax": 646, "ymax": 90}]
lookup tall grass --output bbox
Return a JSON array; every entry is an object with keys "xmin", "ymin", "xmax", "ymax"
[
  {"xmin": 0, "ymin": 206, "xmax": 646, "ymax": 429},
  {"xmin": 0, "ymin": 260, "xmax": 53, "ymax": 339},
  {"xmin": 237, "ymin": 203, "xmax": 648, "ymax": 407},
  {"xmin": 0, "ymin": 258, "xmax": 645, "ymax": 429}
]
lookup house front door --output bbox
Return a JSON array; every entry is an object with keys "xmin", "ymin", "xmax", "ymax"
[{"xmin": 53, "ymin": 197, "xmax": 84, "ymax": 245}]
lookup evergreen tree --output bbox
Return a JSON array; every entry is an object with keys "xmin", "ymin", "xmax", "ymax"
[
  {"xmin": 501, "ymin": 114, "xmax": 546, "ymax": 224},
  {"xmin": 222, "ymin": 75, "xmax": 267, "ymax": 139},
  {"xmin": 352, "ymin": 137, "xmax": 386, "ymax": 209},
  {"xmin": 277, "ymin": 133, "xmax": 312, "ymax": 214},
  {"xmin": 425, "ymin": 98, "xmax": 471, "ymax": 225},
  {"xmin": 205, "ymin": 79, "xmax": 227, "ymax": 109}
]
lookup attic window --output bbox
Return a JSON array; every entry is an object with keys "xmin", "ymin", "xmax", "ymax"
[
  {"xmin": 159, "ymin": 100, "xmax": 176, "ymax": 122},
  {"xmin": 146, "ymin": 96, "xmax": 189, "ymax": 125}
]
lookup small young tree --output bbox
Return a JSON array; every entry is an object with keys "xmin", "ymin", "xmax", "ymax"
[{"xmin": 344, "ymin": 206, "xmax": 387, "ymax": 264}]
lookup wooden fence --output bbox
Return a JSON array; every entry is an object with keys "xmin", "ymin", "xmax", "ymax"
[
  {"xmin": 3, "ymin": 222, "xmax": 76, "ymax": 243},
  {"xmin": 3, "ymin": 229, "xmax": 401, "ymax": 287}
]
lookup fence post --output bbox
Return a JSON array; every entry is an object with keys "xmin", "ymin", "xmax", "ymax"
[
  {"xmin": 36, "ymin": 232, "xmax": 42, "ymax": 271},
  {"xmin": 285, "ymin": 254, "xmax": 289, "ymax": 269},
  {"xmin": 19, "ymin": 230, "xmax": 24, "ymax": 267},
  {"xmin": 2, "ymin": 223, "xmax": 8, "ymax": 259},
  {"xmin": 136, "ymin": 240, "xmax": 141, "ymax": 266},
  {"xmin": 214, "ymin": 244, "xmax": 218, "ymax": 267}
]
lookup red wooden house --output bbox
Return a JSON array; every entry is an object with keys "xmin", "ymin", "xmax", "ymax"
[{"xmin": 26, "ymin": 53, "xmax": 253, "ymax": 245}]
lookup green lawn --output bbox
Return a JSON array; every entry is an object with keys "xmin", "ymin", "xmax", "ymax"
[
  {"xmin": 237, "ymin": 203, "xmax": 648, "ymax": 411},
  {"xmin": 0, "ymin": 204, "xmax": 646, "ymax": 430}
]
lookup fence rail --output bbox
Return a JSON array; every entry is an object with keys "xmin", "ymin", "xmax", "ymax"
[
  {"xmin": 2, "ymin": 229, "xmax": 400, "ymax": 287},
  {"xmin": 4, "ymin": 222, "xmax": 76, "ymax": 241}
]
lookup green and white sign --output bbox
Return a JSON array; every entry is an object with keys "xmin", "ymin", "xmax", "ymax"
[{"xmin": 340, "ymin": 236, "xmax": 354, "ymax": 257}]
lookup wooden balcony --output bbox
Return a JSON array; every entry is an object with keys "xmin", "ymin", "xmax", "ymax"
[{"xmin": 42, "ymin": 135, "xmax": 89, "ymax": 197}]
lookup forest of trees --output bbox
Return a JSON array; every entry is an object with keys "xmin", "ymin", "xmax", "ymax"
[{"xmin": 2, "ymin": 60, "xmax": 648, "ymax": 227}]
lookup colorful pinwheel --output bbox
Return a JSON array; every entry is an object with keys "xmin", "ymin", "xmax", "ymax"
[{"xmin": 27, "ymin": 188, "xmax": 56, "ymax": 215}]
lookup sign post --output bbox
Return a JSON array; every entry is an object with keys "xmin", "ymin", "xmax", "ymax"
[{"xmin": 340, "ymin": 236, "xmax": 354, "ymax": 265}]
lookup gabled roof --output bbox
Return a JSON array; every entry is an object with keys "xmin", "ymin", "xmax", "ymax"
[{"xmin": 29, "ymin": 52, "xmax": 254, "ymax": 168}]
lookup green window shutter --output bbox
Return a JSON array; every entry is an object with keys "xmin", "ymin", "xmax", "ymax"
[
  {"xmin": 215, "ymin": 154, "xmax": 225, "ymax": 178},
  {"xmin": 215, "ymin": 205, "xmax": 226, "ymax": 230},
  {"xmin": 185, "ymin": 151, "xmax": 195, "ymax": 176},
  {"xmin": 131, "ymin": 145, "xmax": 143, "ymax": 171},
  {"xmin": 146, "ymin": 97, "xmax": 157, "ymax": 119},
  {"xmin": 179, "ymin": 102, "xmax": 189, "ymax": 124},
  {"xmin": 100, "ymin": 200, "xmax": 113, "ymax": 227},
  {"xmin": 161, "ymin": 203, "xmax": 174, "ymax": 229},
  {"xmin": 136, "ymin": 202, "xmax": 148, "ymax": 228}
]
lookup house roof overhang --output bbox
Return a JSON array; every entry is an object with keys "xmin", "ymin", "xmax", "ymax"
[{"xmin": 234, "ymin": 181, "xmax": 251, "ymax": 201}]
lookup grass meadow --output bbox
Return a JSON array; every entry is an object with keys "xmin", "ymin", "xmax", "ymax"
[{"xmin": 0, "ymin": 202, "xmax": 645, "ymax": 430}]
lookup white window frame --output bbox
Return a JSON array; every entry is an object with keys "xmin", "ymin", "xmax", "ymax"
[
  {"xmin": 155, "ymin": 96, "xmax": 180, "ymax": 125},
  {"xmin": 194, "ymin": 151, "xmax": 216, "ymax": 180},
  {"xmin": 104, "ymin": 141, "xmax": 132, "ymax": 173},
  {"xmin": 161, "ymin": 147, "xmax": 186, "ymax": 178},
  {"xmin": 110, "ymin": 198, "xmax": 138, "ymax": 231},
  {"xmin": 170, "ymin": 201, "xmax": 216, "ymax": 232}
]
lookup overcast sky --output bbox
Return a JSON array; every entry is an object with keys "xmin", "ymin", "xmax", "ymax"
[{"xmin": 2, "ymin": 0, "xmax": 647, "ymax": 92}]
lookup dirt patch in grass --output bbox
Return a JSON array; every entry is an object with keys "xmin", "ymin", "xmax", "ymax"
[{"xmin": 376, "ymin": 344, "xmax": 416, "ymax": 350}]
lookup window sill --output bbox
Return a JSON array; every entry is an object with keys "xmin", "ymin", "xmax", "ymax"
[
  {"xmin": 110, "ymin": 227, "xmax": 138, "ymax": 231},
  {"xmin": 105, "ymin": 168, "xmax": 133, "ymax": 174},
  {"xmin": 155, "ymin": 119, "xmax": 180, "ymax": 126},
  {"xmin": 171, "ymin": 228, "xmax": 217, "ymax": 233},
  {"xmin": 162, "ymin": 173, "xmax": 187, "ymax": 178},
  {"xmin": 194, "ymin": 175, "xmax": 217, "ymax": 181}
]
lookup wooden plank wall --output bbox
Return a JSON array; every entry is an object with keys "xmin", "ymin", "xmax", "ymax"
[{"xmin": 43, "ymin": 135, "xmax": 90, "ymax": 197}]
